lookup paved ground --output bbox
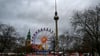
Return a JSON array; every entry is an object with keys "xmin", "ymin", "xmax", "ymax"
[{"xmin": 26, "ymin": 54, "xmax": 58, "ymax": 56}]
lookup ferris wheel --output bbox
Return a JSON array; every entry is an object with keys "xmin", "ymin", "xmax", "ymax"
[{"xmin": 32, "ymin": 28, "xmax": 55, "ymax": 50}]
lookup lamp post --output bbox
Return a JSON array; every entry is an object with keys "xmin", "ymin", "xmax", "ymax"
[{"xmin": 54, "ymin": 0, "xmax": 59, "ymax": 52}]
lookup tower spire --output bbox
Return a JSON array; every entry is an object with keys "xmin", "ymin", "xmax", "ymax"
[
  {"xmin": 27, "ymin": 29, "xmax": 31, "ymax": 40},
  {"xmin": 54, "ymin": 0, "xmax": 58, "ymax": 16},
  {"xmin": 54, "ymin": 0, "xmax": 59, "ymax": 20},
  {"xmin": 55, "ymin": 0, "xmax": 57, "ymax": 12},
  {"xmin": 26, "ymin": 29, "xmax": 31, "ymax": 46}
]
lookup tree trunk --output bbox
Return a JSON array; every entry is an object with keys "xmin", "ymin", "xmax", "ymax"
[
  {"xmin": 92, "ymin": 48, "xmax": 95, "ymax": 56},
  {"xmin": 96, "ymin": 38, "xmax": 100, "ymax": 56},
  {"xmin": 97, "ymin": 45, "xmax": 100, "ymax": 56}
]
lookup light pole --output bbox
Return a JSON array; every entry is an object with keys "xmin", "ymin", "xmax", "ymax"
[{"xmin": 54, "ymin": 0, "xmax": 59, "ymax": 52}]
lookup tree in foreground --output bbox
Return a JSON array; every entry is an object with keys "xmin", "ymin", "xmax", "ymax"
[
  {"xmin": 0, "ymin": 24, "xmax": 25, "ymax": 52},
  {"xmin": 71, "ymin": 5, "xmax": 100, "ymax": 55}
]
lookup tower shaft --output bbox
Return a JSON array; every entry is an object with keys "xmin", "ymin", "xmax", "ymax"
[{"xmin": 55, "ymin": 20, "xmax": 59, "ymax": 51}]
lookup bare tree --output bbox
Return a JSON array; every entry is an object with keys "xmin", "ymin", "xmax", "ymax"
[
  {"xmin": 0, "ymin": 24, "xmax": 25, "ymax": 52},
  {"xmin": 72, "ymin": 5, "xmax": 100, "ymax": 55},
  {"xmin": 59, "ymin": 32, "xmax": 82, "ymax": 51}
]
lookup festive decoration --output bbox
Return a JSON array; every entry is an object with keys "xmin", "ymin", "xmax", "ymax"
[{"xmin": 41, "ymin": 36, "xmax": 48, "ymax": 43}]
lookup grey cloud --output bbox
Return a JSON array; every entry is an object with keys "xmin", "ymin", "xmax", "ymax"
[{"xmin": 0, "ymin": 0, "xmax": 100, "ymax": 36}]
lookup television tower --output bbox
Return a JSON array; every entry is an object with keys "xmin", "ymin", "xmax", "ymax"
[{"xmin": 54, "ymin": 0, "xmax": 59, "ymax": 51}]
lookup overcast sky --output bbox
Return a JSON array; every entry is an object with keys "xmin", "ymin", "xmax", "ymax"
[{"xmin": 0, "ymin": 0, "xmax": 100, "ymax": 37}]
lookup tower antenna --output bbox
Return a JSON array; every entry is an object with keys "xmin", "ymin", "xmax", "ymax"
[
  {"xmin": 55, "ymin": 0, "xmax": 58, "ymax": 16},
  {"xmin": 55, "ymin": 0, "xmax": 57, "ymax": 12}
]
